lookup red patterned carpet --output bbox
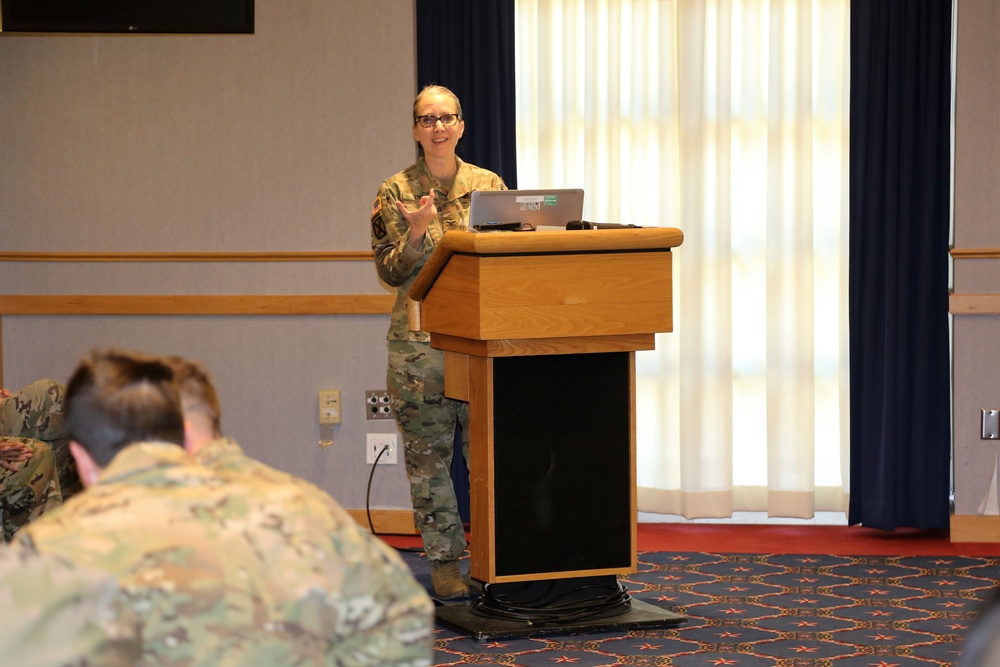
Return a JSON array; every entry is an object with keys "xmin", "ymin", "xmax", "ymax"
[
  {"xmin": 633, "ymin": 523, "xmax": 1000, "ymax": 557},
  {"xmin": 381, "ymin": 523, "xmax": 1000, "ymax": 558},
  {"xmin": 383, "ymin": 524, "xmax": 1000, "ymax": 666}
]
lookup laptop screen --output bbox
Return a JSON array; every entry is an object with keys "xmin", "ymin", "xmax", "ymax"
[{"xmin": 469, "ymin": 188, "xmax": 584, "ymax": 231}]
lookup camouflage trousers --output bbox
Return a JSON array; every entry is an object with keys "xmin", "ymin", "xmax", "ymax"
[
  {"xmin": 0, "ymin": 437, "xmax": 63, "ymax": 543},
  {"xmin": 387, "ymin": 340, "xmax": 470, "ymax": 564}
]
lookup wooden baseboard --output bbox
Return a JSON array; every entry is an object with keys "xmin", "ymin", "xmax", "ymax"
[
  {"xmin": 951, "ymin": 514, "xmax": 1000, "ymax": 542},
  {"xmin": 346, "ymin": 509, "xmax": 418, "ymax": 535},
  {"xmin": 357, "ymin": 512, "xmax": 1000, "ymax": 543}
]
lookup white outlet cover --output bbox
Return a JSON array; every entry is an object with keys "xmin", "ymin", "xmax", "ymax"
[{"xmin": 366, "ymin": 433, "xmax": 398, "ymax": 464}]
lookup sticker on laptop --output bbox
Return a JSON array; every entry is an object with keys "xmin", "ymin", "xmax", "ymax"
[{"xmin": 515, "ymin": 195, "xmax": 559, "ymax": 211}]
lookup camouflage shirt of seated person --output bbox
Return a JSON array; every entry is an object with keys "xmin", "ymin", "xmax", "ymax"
[
  {"xmin": 0, "ymin": 379, "xmax": 75, "ymax": 542},
  {"xmin": 8, "ymin": 441, "xmax": 435, "ymax": 666}
]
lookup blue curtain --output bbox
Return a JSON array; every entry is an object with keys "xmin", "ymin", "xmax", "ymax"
[
  {"xmin": 848, "ymin": 0, "xmax": 953, "ymax": 530},
  {"xmin": 415, "ymin": 0, "xmax": 518, "ymax": 188},
  {"xmin": 416, "ymin": 1, "xmax": 518, "ymax": 523}
]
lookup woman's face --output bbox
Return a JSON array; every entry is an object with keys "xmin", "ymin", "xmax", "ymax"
[{"xmin": 412, "ymin": 92, "xmax": 465, "ymax": 161}]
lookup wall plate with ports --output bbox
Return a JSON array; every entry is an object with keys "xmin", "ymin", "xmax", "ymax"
[
  {"xmin": 366, "ymin": 433, "xmax": 398, "ymax": 464},
  {"xmin": 365, "ymin": 390, "xmax": 394, "ymax": 420}
]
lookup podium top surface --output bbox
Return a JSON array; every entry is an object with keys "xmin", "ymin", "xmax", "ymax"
[{"xmin": 409, "ymin": 227, "xmax": 684, "ymax": 302}]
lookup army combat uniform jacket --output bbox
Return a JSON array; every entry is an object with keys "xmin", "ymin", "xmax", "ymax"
[
  {"xmin": 4, "ymin": 441, "xmax": 434, "ymax": 667},
  {"xmin": 0, "ymin": 379, "xmax": 75, "ymax": 541},
  {"xmin": 194, "ymin": 436, "xmax": 435, "ymax": 664},
  {"xmin": 370, "ymin": 155, "xmax": 506, "ymax": 342}
]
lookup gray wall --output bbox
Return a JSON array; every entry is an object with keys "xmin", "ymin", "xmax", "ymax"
[
  {"xmin": 0, "ymin": 0, "xmax": 417, "ymax": 510},
  {"xmin": 953, "ymin": 0, "xmax": 1000, "ymax": 514}
]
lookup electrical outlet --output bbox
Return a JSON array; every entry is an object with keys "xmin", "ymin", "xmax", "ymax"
[
  {"xmin": 366, "ymin": 433, "xmax": 398, "ymax": 464},
  {"xmin": 365, "ymin": 390, "xmax": 394, "ymax": 420},
  {"xmin": 983, "ymin": 409, "xmax": 1000, "ymax": 440},
  {"xmin": 319, "ymin": 390, "xmax": 342, "ymax": 425}
]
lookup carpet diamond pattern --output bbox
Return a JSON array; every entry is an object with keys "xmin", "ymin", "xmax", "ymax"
[{"xmin": 430, "ymin": 552, "xmax": 1000, "ymax": 666}]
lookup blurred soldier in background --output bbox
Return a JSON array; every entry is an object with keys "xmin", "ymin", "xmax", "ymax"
[{"xmin": 0, "ymin": 379, "xmax": 80, "ymax": 542}]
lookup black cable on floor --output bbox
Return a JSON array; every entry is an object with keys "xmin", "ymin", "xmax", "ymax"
[
  {"xmin": 470, "ymin": 577, "xmax": 632, "ymax": 626},
  {"xmin": 365, "ymin": 444, "xmax": 423, "ymax": 553}
]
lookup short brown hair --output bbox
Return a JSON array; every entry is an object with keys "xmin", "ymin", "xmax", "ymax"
[
  {"xmin": 164, "ymin": 355, "xmax": 222, "ymax": 436},
  {"xmin": 65, "ymin": 348, "xmax": 185, "ymax": 467}
]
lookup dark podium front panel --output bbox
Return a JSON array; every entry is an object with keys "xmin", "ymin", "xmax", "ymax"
[{"xmin": 492, "ymin": 352, "xmax": 632, "ymax": 577}]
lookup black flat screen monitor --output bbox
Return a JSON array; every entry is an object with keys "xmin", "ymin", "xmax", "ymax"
[{"xmin": 0, "ymin": 0, "xmax": 254, "ymax": 33}]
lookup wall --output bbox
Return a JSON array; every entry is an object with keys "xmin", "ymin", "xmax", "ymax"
[
  {"xmin": 0, "ymin": 0, "xmax": 417, "ymax": 515},
  {"xmin": 952, "ymin": 0, "xmax": 1000, "ymax": 533}
]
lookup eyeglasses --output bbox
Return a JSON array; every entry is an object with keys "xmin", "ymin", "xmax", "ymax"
[{"xmin": 415, "ymin": 113, "xmax": 461, "ymax": 128}]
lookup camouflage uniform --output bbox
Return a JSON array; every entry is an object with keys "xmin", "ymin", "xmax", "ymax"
[
  {"xmin": 0, "ymin": 546, "xmax": 141, "ymax": 666},
  {"xmin": 0, "ymin": 378, "xmax": 66, "ymax": 441},
  {"xmin": 371, "ymin": 156, "xmax": 505, "ymax": 563},
  {"xmin": 0, "ymin": 437, "xmax": 61, "ymax": 543},
  {"xmin": 6, "ymin": 441, "xmax": 434, "ymax": 667},
  {"xmin": 195, "ymin": 436, "xmax": 434, "ymax": 664},
  {"xmin": 0, "ymin": 379, "xmax": 77, "ymax": 541}
]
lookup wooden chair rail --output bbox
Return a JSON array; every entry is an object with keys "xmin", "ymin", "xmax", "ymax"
[
  {"xmin": 0, "ymin": 294, "xmax": 394, "ymax": 315},
  {"xmin": 0, "ymin": 294, "xmax": 393, "ymax": 385},
  {"xmin": 946, "ymin": 251, "xmax": 1000, "ymax": 314},
  {"xmin": 0, "ymin": 251, "xmax": 374, "ymax": 263},
  {"xmin": 950, "ymin": 293, "xmax": 1000, "ymax": 315},
  {"xmin": 951, "ymin": 249, "xmax": 1000, "ymax": 259}
]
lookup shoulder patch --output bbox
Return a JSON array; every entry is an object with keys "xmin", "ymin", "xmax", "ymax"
[{"xmin": 370, "ymin": 196, "xmax": 387, "ymax": 240}]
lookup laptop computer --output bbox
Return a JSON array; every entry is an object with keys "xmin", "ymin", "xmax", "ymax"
[{"xmin": 469, "ymin": 188, "xmax": 584, "ymax": 231}]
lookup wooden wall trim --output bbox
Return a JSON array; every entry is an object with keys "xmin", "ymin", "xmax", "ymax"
[
  {"xmin": 950, "ymin": 250, "xmax": 1000, "ymax": 312},
  {"xmin": 0, "ymin": 294, "xmax": 393, "ymax": 387},
  {"xmin": 951, "ymin": 514, "xmax": 1000, "ymax": 542},
  {"xmin": 0, "ymin": 251, "xmax": 374, "ymax": 263},
  {"xmin": 345, "ymin": 509, "xmax": 419, "ymax": 535},
  {"xmin": 951, "ymin": 249, "xmax": 1000, "ymax": 259},
  {"xmin": 950, "ymin": 293, "xmax": 1000, "ymax": 315},
  {"xmin": 0, "ymin": 294, "xmax": 394, "ymax": 315}
]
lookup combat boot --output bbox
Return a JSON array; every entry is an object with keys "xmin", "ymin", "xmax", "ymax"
[
  {"xmin": 430, "ymin": 560, "xmax": 470, "ymax": 599},
  {"xmin": 465, "ymin": 575, "xmax": 483, "ymax": 596}
]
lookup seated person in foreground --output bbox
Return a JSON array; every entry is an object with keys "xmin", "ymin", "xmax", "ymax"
[
  {"xmin": 165, "ymin": 354, "xmax": 435, "ymax": 665},
  {"xmin": 1, "ymin": 348, "xmax": 434, "ymax": 666},
  {"xmin": 0, "ymin": 379, "xmax": 78, "ymax": 541},
  {"xmin": 959, "ymin": 586, "xmax": 1000, "ymax": 667},
  {"xmin": 0, "ymin": 547, "xmax": 141, "ymax": 666}
]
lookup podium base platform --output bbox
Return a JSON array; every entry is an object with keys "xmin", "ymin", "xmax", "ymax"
[{"xmin": 435, "ymin": 596, "xmax": 686, "ymax": 641}]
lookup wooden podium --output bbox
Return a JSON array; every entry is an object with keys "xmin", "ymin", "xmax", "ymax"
[{"xmin": 408, "ymin": 227, "xmax": 683, "ymax": 589}]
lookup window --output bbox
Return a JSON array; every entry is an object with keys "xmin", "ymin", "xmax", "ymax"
[{"xmin": 516, "ymin": 0, "xmax": 850, "ymax": 518}]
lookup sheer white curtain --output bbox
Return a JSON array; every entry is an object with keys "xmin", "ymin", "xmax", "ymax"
[{"xmin": 515, "ymin": 0, "xmax": 850, "ymax": 519}]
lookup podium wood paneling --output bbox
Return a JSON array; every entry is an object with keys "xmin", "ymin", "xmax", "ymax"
[
  {"xmin": 410, "ymin": 229, "xmax": 682, "ymax": 584},
  {"xmin": 420, "ymin": 252, "xmax": 673, "ymax": 340}
]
